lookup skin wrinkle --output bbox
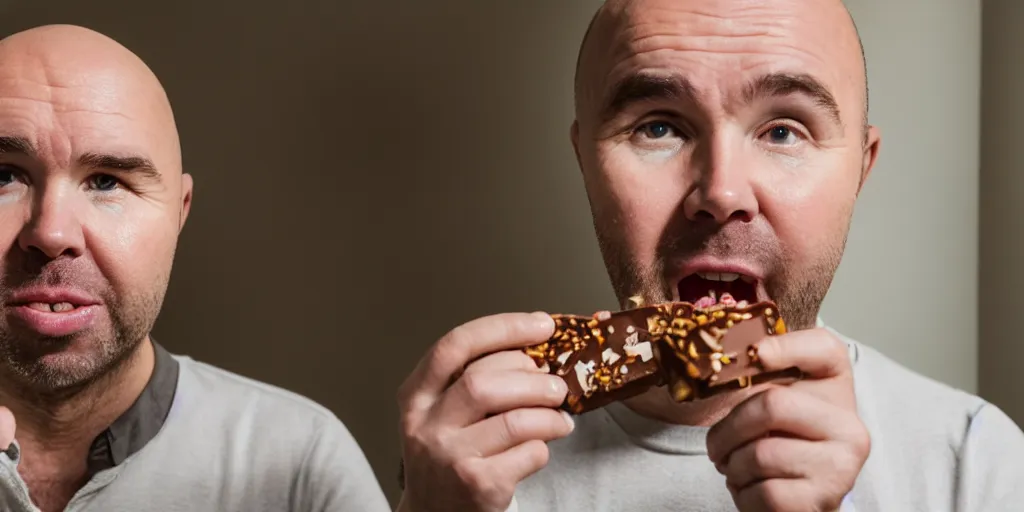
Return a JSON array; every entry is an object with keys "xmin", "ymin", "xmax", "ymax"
[
  {"xmin": 570, "ymin": 0, "xmax": 878, "ymax": 425},
  {"xmin": 0, "ymin": 24, "xmax": 192, "ymax": 510}
]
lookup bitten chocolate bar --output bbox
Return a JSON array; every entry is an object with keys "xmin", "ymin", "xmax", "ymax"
[
  {"xmin": 523, "ymin": 298, "xmax": 794, "ymax": 415},
  {"xmin": 656, "ymin": 301, "xmax": 789, "ymax": 403},
  {"xmin": 525, "ymin": 308, "xmax": 665, "ymax": 414}
]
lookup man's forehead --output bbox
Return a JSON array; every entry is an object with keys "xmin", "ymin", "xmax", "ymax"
[
  {"xmin": 577, "ymin": 0, "xmax": 864, "ymax": 118},
  {"xmin": 0, "ymin": 26, "xmax": 180, "ymax": 171}
]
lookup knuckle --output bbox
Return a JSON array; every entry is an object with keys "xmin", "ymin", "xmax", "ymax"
[
  {"xmin": 396, "ymin": 378, "xmax": 425, "ymax": 411},
  {"xmin": 850, "ymin": 424, "xmax": 872, "ymax": 459},
  {"xmin": 398, "ymin": 414, "xmax": 419, "ymax": 440},
  {"xmin": 451, "ymin": 457, "xmax": 484, "ymax": 489},
  {"xmin": 525, "ymin": 439, "xmax": 551, "ymax": 469},
  {"xmin": 459, "ymin": 371, "xmax": 492, "ymax": 405},
  {"xmin": 434, "ymin": 329, "xmax": 471, "ymax": 370},
  {"xmin": 406, "ymin": 428, "xmax": 443, "ymax": 457},
  {"xmin": 453, "ymin": 459, "xmax": 507, "ymax": 507},
  {"xmin": 751, "ymin": 439, "xmax": 778, "ymax": 469},
  {"xmin": 757, "ymin": 480, "xmax": 789, "ymax": 511},
  {"xmin": 760, "ymin": 388, "xmax": 791, "ymax": 423},
  {"xmin": 825, "ymin": 334, "xmax": 850, "ymax": 363},
  {"xmin": 500, "ymin": 409, "xmax": 528, "ymax": 443},
  {"xmin": 513, "ymin": 350, "xmax": 540, "ymax": 370}
]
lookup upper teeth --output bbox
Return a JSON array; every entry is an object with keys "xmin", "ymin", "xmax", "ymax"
[
  {"xmin": 28, "ymin": 302, "xmax": 75, "ymax": 312},
  {"xmin": 697, "ymin": 272, "xmax": 741, "ymax": 282}
]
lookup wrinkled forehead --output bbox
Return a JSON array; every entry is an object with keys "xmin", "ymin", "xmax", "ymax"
[
  {"xmin": 577, "ymin": 0, "xmax": 864, "ymax": 125},
  {"xmin": 0, "ymin": 49, "xmax": 177, "ymax": 170}
]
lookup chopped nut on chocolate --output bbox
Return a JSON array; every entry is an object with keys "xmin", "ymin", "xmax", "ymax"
[{"xmin": 522, "ymin": 300, "xmax": 793, "ymax": 414}]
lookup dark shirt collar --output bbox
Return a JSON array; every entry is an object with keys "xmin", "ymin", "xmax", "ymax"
[{"xmin": 86, "ymin": 340, "xmax": 179, "ymax": 476}]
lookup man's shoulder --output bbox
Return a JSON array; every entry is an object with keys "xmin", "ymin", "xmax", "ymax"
[
  {"xmin": 834, "ymin": 329, "xmax": 995, "ymax": 450},
  {"xmin": 172, "ymin": 354, "xmax": 339, "ymax": 423},
  {"xmin": 107, "ymin": 355, "xmax": 390, "ymax": 510},
  {"xmin": 830, "ymin": 330, "xmax": 1024, "ymax": 509},
  {"xmin": 164, "ymin": 354, "xmax": 362, "ymax": 456},
  {"xmin": 840, "ymin": 331, "xmax": 986, "ymax": 418}
]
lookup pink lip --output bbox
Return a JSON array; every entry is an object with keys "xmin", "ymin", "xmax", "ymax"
[
  {"xmin": 7, "ymin": 287, "xmax": 102, "ymax": 307},
  {"xmin": 668, "ymin": 256, "xmax": 769, "ymax": 301},
  {"xmin": 7, "ymin": 305, "xmax": 99, "ymax": 337}
]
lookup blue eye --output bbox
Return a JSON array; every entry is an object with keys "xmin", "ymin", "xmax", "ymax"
[
  {"xmin": 89, "ymin": 174, "xmax": 119, "ymax": 192},
  {"xmin": 640, "ymin": 122, "xmax": 675, "ymax": 139}
]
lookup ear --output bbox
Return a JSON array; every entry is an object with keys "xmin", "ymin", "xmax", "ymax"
[
  {"xmin": 856, "ymin": 125, "xmax": 881, "ymax": 196},
  {"xmin": 571, "ymin": 120, "xmax": 584, "ymax": 174},
  {"xmin": 178, "ymin": 173, "xmax": 193, "ymax": 233}
]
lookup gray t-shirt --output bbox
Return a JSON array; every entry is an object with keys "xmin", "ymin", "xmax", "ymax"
[
  {"xmin": 513, "ymin": 323, "xmax": 1024, "ymax": 511},
  {"xmin": 0, "ymin": 354, "xmax": 390, "ymax": 512}
]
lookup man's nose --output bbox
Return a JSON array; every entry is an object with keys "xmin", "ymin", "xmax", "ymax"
[
  {"xmin": 682, "ymin": 137, "xmax": 759, "ymax": 224},
  {"xmin": 17, "ymin": 190, "xmax": 86, "ymax": 259}
]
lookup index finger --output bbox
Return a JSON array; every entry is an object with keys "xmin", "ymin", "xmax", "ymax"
[
  {"xmin": 400, "ymin": 312, "xmax": 555, "ymax": 409},
  {"xmin": 753, "ymin": 328, "xmax": 851, "ymax": 379}
]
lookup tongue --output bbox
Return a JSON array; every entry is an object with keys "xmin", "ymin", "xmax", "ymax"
[{"xmin": 694, "ymin": 292, "xmax": 739, "ymax": 310}]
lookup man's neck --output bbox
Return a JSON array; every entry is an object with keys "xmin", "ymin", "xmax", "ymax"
[{"xmin": 0, "ymin": 339, "xmax": 156, "ymax": 510}]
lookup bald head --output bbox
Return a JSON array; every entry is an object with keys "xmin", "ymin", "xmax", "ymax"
[
  {"xmin": 567, "ymin": 0, "xmax": 882, "ymax": 331},
  {"xmin": 574, "ymin": 0, "xmax": 869, "ymax": 138},
  {"xmin": 0, "ymin": 24, "xmax": 181, "ymax": 173},
  {"xmin": 0, "ymin": 25, "xmax": 193, "ymax": 393}
]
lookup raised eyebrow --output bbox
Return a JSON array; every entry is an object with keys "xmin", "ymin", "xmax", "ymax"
[
  {"xmin": 78, "ymin": 152, "xmax": 161, "ymax": 179},
  {"xmin": 600, "ymin": 72, "xmax": 698, "ymax": 123},
  {"xmin": 745, "ymin": 72, "xmax": 844, "ymax": 128},
  {"xmin": 0, "ymin": 136, "xmax": 36, "ymax": 156}
]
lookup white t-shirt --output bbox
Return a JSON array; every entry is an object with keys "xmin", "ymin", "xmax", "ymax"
[
  {"xmin": 513, "ymin": 323, "xmax": 1024, "ymax": 511},
  {"xmin": 0, "ymin": 355, "xmax": 390, "ymax": 512}
]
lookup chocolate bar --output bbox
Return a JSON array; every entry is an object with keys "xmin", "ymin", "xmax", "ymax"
[
  {"xmin": 525, "ymin": 309, "xmax": 664, "ymax": 414},
  {"xmin": 524, "ymin": 298, "xmax": 793, "ymax": 414},
  {"xmin": 656, "ymin": 301, "xmax": 788, "ymax": 402}
]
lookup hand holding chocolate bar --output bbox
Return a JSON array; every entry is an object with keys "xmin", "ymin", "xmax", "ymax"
[
  {"xmin": 396, "ymin": 312, "xmax": 576, "ymax": 512},
  {"xmin": 705, "ymin": 327, "xmax": 869, "ymax": 512},
  {"xmin": 522, "ymin": 296, "xmax": 799, "ymax": 414}
]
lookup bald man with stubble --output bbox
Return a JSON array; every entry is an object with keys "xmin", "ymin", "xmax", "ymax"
[
  {"xmin": 0, "ymin": 25, "xmax": 389, "ymax": 512},
  {"xmin": 395, "ymin": 1, "xmax": 1024, "ymax": 511}
]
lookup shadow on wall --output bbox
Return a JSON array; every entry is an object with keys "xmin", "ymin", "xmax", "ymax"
[{"xmin": 0, "ymin": 0, "xmax": 608, "ymax": 504}]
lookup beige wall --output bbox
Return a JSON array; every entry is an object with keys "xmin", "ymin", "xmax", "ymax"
[
  {"xmin": 0, "ymin": 0, "xmax": 1007, "ymax": 506},
  {"xmin": 826, "ymin": 0, "xmax": 980, "ymax": 394},
  {"xmin": 980, "ymin": 0, "xmax": 1024, "ymax": 424}
]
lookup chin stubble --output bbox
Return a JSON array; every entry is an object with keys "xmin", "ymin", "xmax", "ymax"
[
  {"xmin": 0, "ymin": 290, "xmax": 161, "ymax": 398},
  {"xmin": 594, "ymin": 221, "xmax": 847, "ymax": 332}
]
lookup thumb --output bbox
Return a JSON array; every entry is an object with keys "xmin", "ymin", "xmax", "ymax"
[{"xmin": 0, "ymin": 407, "xmax": 16, "ymax": 449}]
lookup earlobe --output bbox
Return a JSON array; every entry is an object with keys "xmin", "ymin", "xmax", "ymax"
[
  {"xmin": 857, "ymin": 125, "xmax": 882, "ymax": 196},
  {"xmin": 179, "ymin": 173, "xmax": 193, "ymax": 233}
]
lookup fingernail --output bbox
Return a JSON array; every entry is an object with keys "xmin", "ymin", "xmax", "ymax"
[
  {"xmin": 549, "ymin": 376, "xmax": 567, "ymax": 396},
  {"xmin": 532, "ymin": 311, "xmax": 554, "ymax": 328},
  {"xmin": 560, "ymin": 410, "xmax": 575, "ymax": 431}
]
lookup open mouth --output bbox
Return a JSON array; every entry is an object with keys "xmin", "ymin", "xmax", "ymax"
[
  {"xmin": 677, "ymin": 272, "xmax": 759, "ymax": 309},
  {"xmin": 23, "ymin": 302, "xmax": 81, "ymax": 313}
]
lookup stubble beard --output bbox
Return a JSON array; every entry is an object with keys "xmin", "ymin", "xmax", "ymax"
[
  {"xmin": 593, "ymin": 219, "xmax": 849, "ymax": 332},
  {"xmin": 0, "ymin": 276, "xmax": 166, "ymax": 402}
]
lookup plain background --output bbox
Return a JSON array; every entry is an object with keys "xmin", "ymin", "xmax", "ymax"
[{"xmin": 0, "ymin": 0, "xmax": 1016, "ymax": 506}]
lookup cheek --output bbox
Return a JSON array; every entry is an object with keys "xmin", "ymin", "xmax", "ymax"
[
  {"xmin": 85, "ymin": 204, "xmax": 177, "ymax": 288},
  {"xmin": 763, "ymin": 165, "xmax": 859, "ymax": 264},
  {"xmin": 587, "ymin": 145, "xmax": 686, "ymax": 260}
]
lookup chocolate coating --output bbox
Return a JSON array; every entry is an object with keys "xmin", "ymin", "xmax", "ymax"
[{"xmin": 524, "ymin": 300, "xmax": 793, "ymax": 414}]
